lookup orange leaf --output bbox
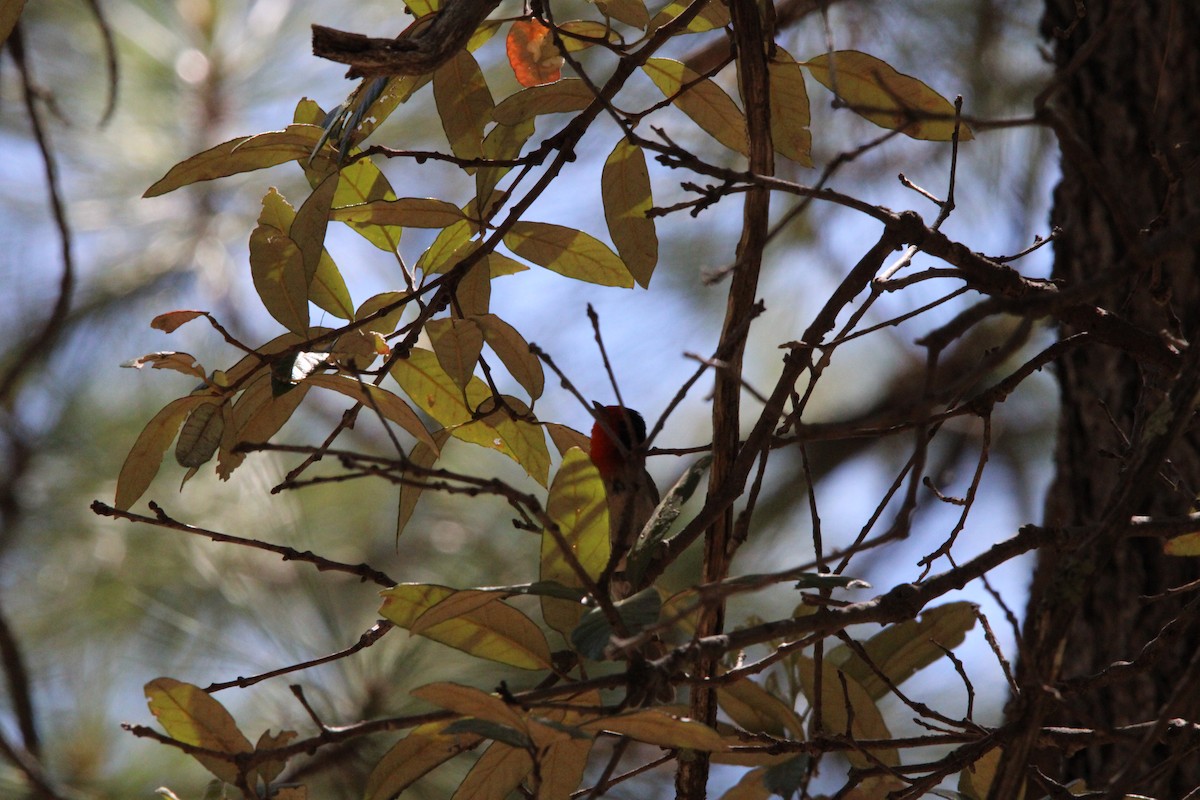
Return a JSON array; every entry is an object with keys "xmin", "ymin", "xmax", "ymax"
[{"xmin": 506, "ymin": 19, "xmax": 564, "ymax": 88}]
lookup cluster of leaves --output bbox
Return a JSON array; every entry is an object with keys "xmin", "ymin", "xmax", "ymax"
[{"xmin": 108, "ymin": 0, "xmax": 1002, "ymax": 798}]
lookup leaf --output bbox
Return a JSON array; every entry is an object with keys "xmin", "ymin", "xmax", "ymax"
[
  {"xmin": 303, "ymin": 373, "xmax": 439, "ymax": 453},
  {"xmin": 535, "ymin": 724, "xmax": 590, "ymax": 799},
  {"xmin": 648, "ymin": 0, "xmax": 729, "ymax": 33},
  {"xmin": 411, "ymin": 590, "xmax": 508, "ymax": 635},
  {"xmin": 428, "ymin": 317, "xmax": 485, "ymax": 390},
  {"xmin": 506, "ymin": 19, "xmax": 564, "ymax": 88},
  {"xmin": 175, "ymin": 400, "xmax": 224, "ymax": 469},
  {"xmin": 327, "ymin": 157, "xmax": 404, "ymax": 252},
  {"xmin": 252, "ymin": 729, "xmax": 298, "ymax": 786},
  {"xmin": 826, "ymin": 601, "xmax": 976, "ymax": 700},
  {"xmin": 643, "ymin": 58, "xmax": 748, "ymax": 156},
  {"xmin": 768, "ymin": 49, "xmax": 813, "ymax": 166},
  {"xmin": 492, "ymin": 80, "xmax": 594, "ymax": 125},
  {"xmin": 380, "ymin": 583, "xmax": 552, "ymax": 669},
  {"xmin": 364, "ymin": 721, "xmax": 481, "ymax": 800},
  {"xmin": 570, "ymin": 588, "xmax": 660, "ymax": 659},
  {"xmin": 216, "ymin": 375, "xmax": 310, "ymax": 480},
  {"xmin": 602, "ymin": 138, "xmax": 658, "ymax": 288},
  {"xmin": 546, "ymin": 423, "xmax": 590, "ymax": 456},
  {"xmin": 795, "ymin": 657, "xmax": 898, "ymax": 767},
  {"xmin": 151, "ymin": 310, "xmax": 206, "ymax": 333},
  {"xmin": 504, "ymin": 221, "xmax": 633, "ymax": 287},
  {"xmin": 803, "ymin": 50, "xmax": 974, "ymax": 141},
  {"xmin": 476, "ymin": 118, "xmax": 536, "ymax": 209},
  {"xmin": 466, "ymin": 400, "xmax": 552, "ymax": 487},
  {"xmin": 116, "ymin": 396, "xmax": 210, "ymax": 509},
  {"xmin": 331, "ymin": 197, "xmax": 468, "ymax": 228},
  {"xmin": 0, "ymin": 1, "xmax": 26, "ymax": 49},
  {"xmin": 582, "ymin": 709, "xmax": 726, "ymax": 751},
  {"xmin": 958, "ymin": 747, "xmax": 1002, "ymax": 800},
  {"xmin": 541, "ymin": 448, "xmax": 611, "ymax": 637},
  {"xmin": 626, "ymin": 454, "xmax": 712, "ymax": 585},
  {"xmin": 452, "ymin": 742, "xmax": 532, "ymax": 800},
  {"xmin": 717, "ymin": 767, "xmax": 771, "ymax": 800},
  {"xmin": 308, "ymin": 249, "xmax": 355, "ymax": 321},
  {"xmin": 412, "ymin": 682, "xmax": 528, "ymax": 732},
  {"xmin": 121, "ymin": 351, "xmax": 207, "ymax": 381},
  {"xmin": 595, "ymin": 0, "xmax": 649, "ymax": 30},
  {"xmin": 416, "ymin": 219, "xmax": 474, "ymax": 275},
  {"xmin": 397, "ymin": 429, "xmax": 453, "ymax": 542},
  {"xmin": 291, "ymin": 173, "xmax": 338, "ymax": 285},
  {"xmin": 144, "ymin": 678, "xmax": 253, "ymax": 785},
  {"xmin": 556, "ymin": 20, "xmax": 621, "ymax": 52},
  {"xmin": 249, "ymin": 189, "xmax": 309, "ymax": 335},
  {"xmin": 144, "ymin": 125, "xmax": 322, "ymax": 197},
  {"xmin": 434, "ymin": 49, "xmax": 494, "ymax": 163},
  {"xmin": 1164, "ymin": 532, "xmax": 1200, "ymax": 556},
  {"xmin": 476, "ymin": 314, "xmax": 544, "ymax": 399},
  {"xmin": 457, "ymin": 262, "xmax": 492, "ymax": 317},
  {"xmin": 717, "ymin": 678, "xmax": 805, "ymax": 739}
]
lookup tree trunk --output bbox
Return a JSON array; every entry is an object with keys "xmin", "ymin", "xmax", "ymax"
[{"xmin": 1015, "ymin": 0, "xmax": 1200, "ymax": 796}]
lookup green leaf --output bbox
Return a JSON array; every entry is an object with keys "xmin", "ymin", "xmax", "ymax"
[
  {"xmin": 717, "ymin": 678, "xmax": 805, "ymax": 739},
  {"xmin": 570, "ymin": 587, "xmax": 660, "ymax": 659},
  {"xmin": 452, "ymin": 742, "xmax": 533, "ymax": 800},
  {"xmin": 542, "ymin": 448, "xmax": 611, "ymax": 637},
  {"xmin": 115, "ymin": 396, "xmax": 211, "ymax": 510},
  {"xmin": 397, "ymin": 429, "xmax": 453, "ymax": 542},
  {"xmin": 763, "ymin": 755, "xmax": 811, "ymax": 797},
  {"xmin": 504, "ymin": 221, "xmax": 633, "ymax": 287},
  {"xmin": 768, "ymin": 49, "xmax": 813, "ymax": 166},
  {"xmin": 380, "ymin": 584, "xmax": 552, "ymax": 669},
  {"xmin": 434, "ymin": 49, "xmax": 494, "ymax": 163},
  {"xmin": 643, "ymin": 58, "xmax": 748, "ymax": 156},
  {"xmin": 331, "ymin": 197, "xmax": 467, "ymax": 228},
  {"xmin": 144, "ymin": 125, "xmax": 322, "ymax": 197},
  {"xmin": 492, "ymin": 79, "xmax": 595, "ymax": 125},
  {"xmin": 416, "ymin": 219, "xmax": 474, "ymax": 274},
  {"xmin": 144, "ymin": 678, "xmax": 253, "ymax": 785},
  {"xmin": 826, "ymin": 601, "xmax": 976, "ymax": 700},
  {"xmin": 803, "ymin": 50, "xmax": 974, "ymax": 141},
  {"xmin": 602, "ymin": 137, "xmax": 658, "ymax": 288}
]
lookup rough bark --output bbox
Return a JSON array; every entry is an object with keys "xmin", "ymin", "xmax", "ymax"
[{"xmin": 1021, "ymin": 0, "xmax": 1200, "ymax": 795}]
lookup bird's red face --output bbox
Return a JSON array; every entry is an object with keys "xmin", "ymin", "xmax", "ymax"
[{"xmin": 589, "ymin": 405, "xmax": 648, "ymax": 482}]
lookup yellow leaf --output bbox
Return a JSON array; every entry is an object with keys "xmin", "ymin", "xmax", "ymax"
[
  {"xmin": 365, "ymin": 721, "xmax": 481, "ymax": 800},
  {"xmin": 391, "ymin": 347, "xmax": 475, "ymax": 427},
  {"xmin": 492, "ymin": 79, "xmax": 594, "ymax": 125},
  {"xmin": 556, "ymin": 20, "xmax": 621, "ymax": 52},
  {"xmin": 542, "ymin": 448, "xmax": 611, "ymax": 636},
  {"xmin": 428, "ymin": 317, "xmax": 485, "ymax": 390},
  {"xmin": 535, "ymin": 729, "xmax": 590, "ymax": 799},
  {"xmin": 417, "ymin": 219, "xmax": 474, "ymax": 275},
  {"xmin": 457, "ymin": 262, "xmax": 493, "ymax": 318},
  {"xmin": 291, "ymin": 172, "xmax": 338, "ymax": 285},
  {"xmin": 434, "ymin": 50, "xmax": 494, "ymax": 163},
  {"xmin": 331, "ymin": 197, "xmax": 467, "ymax": 229},
  {"xmin": 582, "ymin": 709, "xmax": 727, "ymax": 751},
  {"xmin": 381, "ymin": 583, "xmax": 552, "ymax": 669},
  {"xmin": 144, "ymin": 678, "xmax": 253, "ymax": 785},
  {"xmin": 249, "ymin": 189, "xmax": 309, "ymax": 335},
  {"xmin": 411, "ymin": 590, "xmax": 507, "ymax": 635},
  {"xmin": 302, "ymin": 373, "xmax": 439, "ymax": 453},
  {"xmin": 796, "ymin": 657, "xmax": 898, "ymax": 767},
  {"xmin": 452, "ymin": 742, "xmax": 532, "ymax": 800},
  {"xmin": 476, "ymin": 314, "xmax": 544, "ymax": 399},
  {"xmin": 767, "ymin": 49, "xmax": 813, "ymax": 166},
  {"xmin": 648, "ymin": 0, "xmax": 729, "ymax": 34},
  {"xmin": 115, "ymin": 396, "xmax": 210, "ymax": 509},
  {"xmin": 144, "ymin": 125, "xmax": 323, "ymax": 197},
  {"xmin": 504, "ymin": 221, "xmax": 633, "ymax": 287},
  {"xmin": 1164, "ymin": 531, "xmax": 1200, "ymax": 556},
  {"xmin": 602, "ymin": 137, "xmax": 658, "ymax": 288},
  {"xmin": 643, "ymin": 58, "xmax": 748, "ymax": 156},
  {"xmin": 470, "ymin": 401, "xmax": 551, "ymax": 487},
  {"xmin": 476, "ymin": 118, "xmax": 535, "ymax": 210},
  {"xmin": 803, "ymin": 50, "xmax": 974, "ymax": 142},
  {"xmin": 252, "ymin": 729, "xmax": 298, "ymax": 786}
]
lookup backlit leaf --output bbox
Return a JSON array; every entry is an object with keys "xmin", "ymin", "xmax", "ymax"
[
  {"xmin": 542, "ymin": 448, "xmax": 611, "ymax": 637},
  {"xmin": 412, "ymin": 682, "xmax": 528, "ymax": 731},
  {"xmin": 595, "ymin": 0, "xmax": 649, "ymax": 30},
  {"xmin": 434, "ymin": 49, "xmax": 494, "ymax": 163},
  {"xmin": 768, "ymin": 49, "xmax": 813, "ymax": 166},
  {"xmin": 717, "ymin": 678, "xmax": 805, "ymax": 739},
  {"xmin": 602, "ymin": 137, "xmax": 658, "ymax": 288},
  {"xmin": 417, "ymin": 219, "xmax": 474, "ymax": 274},
  {"xmin": 643, "ymin": 58, "xmax": 748, "ymax": 156},
  {"xmin": 331, "ymin": 197, "xmax": 467, "ymax": 228},
  {"xmin": 476, "ymin": 314, "xmax": 543, "ymax": 399},
  {"xmin": 0, "ymin": 1, "xmax": 26, "ymax": 49},
  {"xmin": 796, "ymin": 657, "xmax": 898, "ymax": 767},
  {"xmin": 390, "ymin": 347, "xmax": 475, "ymax": 428},
  {"xmin": 456, "ymin": 262, "xmax": 492, "ymax": 317},
  {"xmin": 304, "ymin": 373, "xmax": 439, "ymax": 453},
  {"xmin": 506, "ymin": 19, "xmax": 564, "ymax": 88},
  {"xmin": 803, "ymin": 50, "xmax": 974, "ymax": 141},
  {"xmin": 291, "ymin": 173, "xmax": 338, "ymax": 285},
  {"xmin": 648, "ymin": 0, "xmax": 729, "ymax": 34},
  {"xmin": 428, "ymin": 317, "xmax": 485, "ymax": 389},
  {"xmin": 411, "ymin": 590, "xmax": 508, "ymax": 635},
  {"xmin": 115, "ymin": 396, "xmax": 210, "ymax": 510},
  {"xmin": 249, "ymin": 189, "xmax": 309, "ymax": 334},
  {"xmin": 570, "ymin": 588, "xmax": 660, "ymax": 659},
  {"xmin": 582, "ymin": 709, "xmax": 726, "ymax": 751},
  {"xmin": 380, "ymin": 583, "xmax": 552, "ymax": 669},
  {"xmin": 144, "ymin": 125, "xmax": 322, "ymax": 197},
  {"xmin": 476, "ymin": 119, "xmax": 536, "ymax": 210},
  {"xmin": 452, "ymin": 742, "xmax": 532, "ymax": 800},
  {"xmin": 1164, "ymin": 532, "xmax": 1200, "ymax": 556},
  {"xmin": 121, "ymin": 351, "xmax": 206, "ymax": 380},
  {"xmin": 492, "ymin": 80, "xmax": 593, "ymax": 125},
  {"xmin": 216, "ymin": 374, "xmax": 310, "ymax": 480},
  {"xmin": 397, "ymin": 429, "xmax": 453, "ymax": 542},
  {"xmin": 556, "ymin": 20, "xmax": 621, "ymax": 52},
  {"xmin": 150, "ymin": 310, "xmax": 206, "ymax": 333},
  {"xmin": 252, "ymin": 729, "xmax": 298, "ymax": 787},
  {"xmin": 504, "ymin": 221, "xmax": 633, "ymax": 287},
  {"xmin": 365, "ymin": 721, "xmax": 480, "ymax": 800},
  {"xmin": 144, "ymin": 678, "xmax": 253, "ymax": 785}
]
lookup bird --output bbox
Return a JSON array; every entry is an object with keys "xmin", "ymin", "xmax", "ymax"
[{"xmin": 588, "ymin": 404, "xmax": 660, "ymax": 594}]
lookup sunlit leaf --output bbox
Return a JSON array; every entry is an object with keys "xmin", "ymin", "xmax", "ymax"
[
  {"xmin": 144, "ymin": 125, "xmax": 322, "ymax": 197},
  {"xmin": 331, "ymin": 197, "xmax": 467, "ymax": 228},
  {"xmin": 475, "ymin": 313, "xmax": 543, "ymax": 399},
  {"xmin": 249, "ymin": 189, "xmax": 309, "ymax": 335},
  {"xmin": 643, "ymin": 58, "xmax": 749, "ymax": 156},
  {"xmin": 768, "ymin": 49, "xmax": 813, "ymax": 166},
  {"xmin": 252, "ymin": 729, "xmax": 297, "ymax": 787},
  {"xmin": 1164, "ymin": 532, "xmax": 1200, "ymax": 556},
  {"xmin": 291, "ymin": 173, "xmax": 338, "ymax": 285},
  {"xmin": 796, "ymin": 657, "xmax": 898, "ymax": 767},
  {"xmin": 803, "ymin": 50, "xmax": 974, "ymax": 141},
  {"xmin": 144, "ymin": 678, "xmax": 253, "ymax": 785},
  {"xmin": 304, "ymin": 373, "xmax": 439, "ymax": 453},
  {"xmin": 397, "ymin": 429, "xmax": 453, "ymax": 542},
  {"xmin": 121, "ymin": 352, "xmax": 206, "ymax": 381},
  {"xmin": 434, "ymin": 49, "xmax": 494, "ymax": 163},
  {"xmin": 428, "ymin": 317, "xmax": 485, "ymax": 390},
  {"xmin": 595, "ymin": 0, "xmax": 649, "ymax": 30},
  {"xmin": 411, "ymin": 590, "xmax": 508, "ymax": 635},
  {"xmin": 150, "ymin": 310, "xmax": 206, "ymax": 333},
  {"xmin": 556, "ymin": 20, "xmax": 621, "ymax": 52},
  {"xmin": 542, "ymin": 448, "xmax": 611, "ymax": 637},
  {"xmin": 506, "ymin": 19, "xmax": 564, "ymax": 88},
  {"xmin": 417, "ymin": 219, "xmax": 474, "ymax": 274},
  {"xmin": 115, "ymin": 396, "xmax": 210, "ymax": 510},
  {"xmin": 504, "ymin": 221, "xmax": 633, "ymax": 287},
  {"xmin": 602, "ymin": 137, "xmax": 658, "ymax": 288},
  {"xmin": 467, "ymin": 400, "xmax": 551, "ymax": 487},
  {"xmin": 492, "ymin": 80, "xmax": 593, "ymax": 125},
  {"xmin": 390, "ymin": 347, "xmax": 475, "ymax": 428},
  {"xmin": 582, "ymin": 709, "xmax": 726, "ymax": 751},
  {"xmin": 380, "ymin": 583, "xmax": 553, "ymax": 669},
  {"xmin": 364, "ymin": 721, "xmax": 480, "ymax": 800},
  {"xmin": 648, "ymin": 0, "xmax": 729, "ymax": 34}
]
